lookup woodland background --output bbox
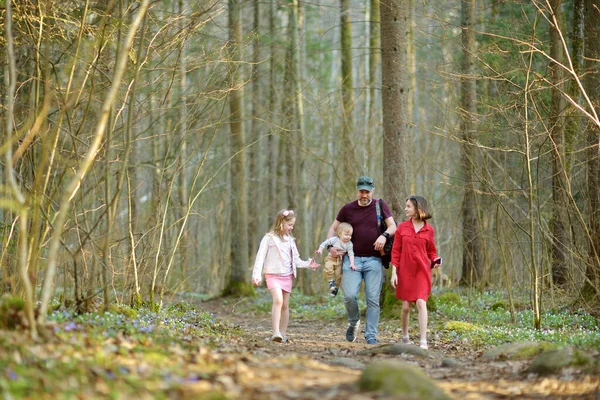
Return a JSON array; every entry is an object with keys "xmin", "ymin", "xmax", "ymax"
[{"xmin": 1, "ymin": 0, "xmax": 599, "ymax": 338}]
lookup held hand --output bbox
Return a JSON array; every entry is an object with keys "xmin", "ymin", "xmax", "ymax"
[
  {"xmin": 350, "ymin": 264, "xmax": 357, "ymax": 271},
  {"xmin": 252, "ymin": 277, "xmax": 262, "ymax": 286},
  {"xmin": 373, "ymin": 235, "xmax": 386, "ymax": 252},
  {"xmin": 315, "ymin": 249, "xmax": 322, "ymax": 255},
  {"xmin": 329, "ymin": 247, "xmax": 345, "ymax": 257}
]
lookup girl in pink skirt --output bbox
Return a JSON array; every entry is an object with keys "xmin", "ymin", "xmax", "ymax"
[{"xmin": 252, "ymin": 209, "xmax": 320, "ymax": 342}]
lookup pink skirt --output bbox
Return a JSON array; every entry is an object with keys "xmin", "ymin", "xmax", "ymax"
[{"xmin": 265, "ymin": 274, "xmax": 293, "ymax": 293}]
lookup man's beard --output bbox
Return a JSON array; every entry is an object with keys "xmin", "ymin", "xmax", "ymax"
[{"xmin": 358, "ymin": 198, "xmax": 372, "ymax": 206}]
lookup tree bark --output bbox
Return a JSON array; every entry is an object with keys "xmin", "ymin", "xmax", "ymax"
[
  {"xmin": 340, "ymin": 0, "xmax": 356, "ymax": 195},
  {"xmin": 248, "ymin": 0, "xmax": 262, "ymax": 259},
  {"xmin": 367, "ymin": 0, "xmax": 381, "ymax": 176},
  {"xmin": 548, "ymin": 0, "xmax": 571, "ymax": 286},
  {"xmin": 226, "ymin": 0, "xmax": 251, "ymax": 295},
  {"xmin": 380, "ymin": 0, "xmax": 408, "ymax": 214},
  {"xmin": 583, "ymin": 0, "xmax": 600, "ymax": 297},
  {"xmin": 459, "ymin": 0, "xmax": 483, "ymax": 286}
]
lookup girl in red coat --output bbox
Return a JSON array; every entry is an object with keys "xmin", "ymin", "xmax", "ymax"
[{"xmin": 390, "ymin": 195, "xmax": 441, "ymax": 350}]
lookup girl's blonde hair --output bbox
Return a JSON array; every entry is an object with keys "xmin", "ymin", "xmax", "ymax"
[
  {"xmin": 272, "ymin": 209, "xmax": 296, "ymax": 238},
  {"xmin": 336, "ymin": 222, "xmax": 353, "ymax": 237}
]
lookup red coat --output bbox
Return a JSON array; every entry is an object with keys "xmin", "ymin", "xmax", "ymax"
[{"xmin": 391, "ymin": 219, "xmax": 439, "ymax": 301}]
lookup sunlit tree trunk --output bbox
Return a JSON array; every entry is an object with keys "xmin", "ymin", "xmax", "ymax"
[
  {"xmin": 340, "ymin": 0, "xmax": 355, "ymax": 195},
  {"xmin": 226, "ymin": 0, "xmax": 251, "ymax": 295},
  {"xmin": 380, "ymin": 0, "xmax": 408, "ymax": 214},
  {"xmin": 459, "ymin": 0, "xmax": 483, "ymax": 286}
]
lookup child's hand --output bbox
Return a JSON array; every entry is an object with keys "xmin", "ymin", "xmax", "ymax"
[
  {"xmin": 309, "ymin": 258, "xmax": 320, "ymax": 270},
  {"xmin": 350, "ymin": 264, "xmax": 357, "ymax": 271},
  {"xmin": 252, "ymin": 277, "xmax": 261, "ymax": 286},
  {"xmin": 315, "ymin": 249, "xmax": 322, "ymax": 255}
]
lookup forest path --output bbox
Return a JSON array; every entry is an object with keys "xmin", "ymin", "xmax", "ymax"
[{"xmin": 198, "ymin": 297, "xmax": 599, "ymax": 399}]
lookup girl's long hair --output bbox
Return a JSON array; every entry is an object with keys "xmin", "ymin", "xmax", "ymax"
[{"xmin": 271, "ymin": 209, "xmax": 296, "ymax": 239}]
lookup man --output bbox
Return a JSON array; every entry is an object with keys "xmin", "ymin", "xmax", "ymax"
[{"xmin": 327, "ymin": 176, "xmax": 396, "ymax": 344}]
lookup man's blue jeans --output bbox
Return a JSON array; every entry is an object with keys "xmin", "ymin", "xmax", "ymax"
[{"xmin": 341, "ymin": 256, "xmax": 382, "ymax": 342}]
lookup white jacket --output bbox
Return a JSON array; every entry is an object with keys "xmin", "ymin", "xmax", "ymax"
[{"xmin": 252, "ymin": 233, "xmax": 312, "ymax": 281}]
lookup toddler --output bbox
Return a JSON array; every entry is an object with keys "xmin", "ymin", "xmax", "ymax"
[{"xmin": 316, "ymin": 222, "xmax": 355, "ymax": 297}]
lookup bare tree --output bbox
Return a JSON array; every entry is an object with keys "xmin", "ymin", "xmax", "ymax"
[{"xmin": 3, "ymin": 0, "xmax": 37, "ymax": 338}]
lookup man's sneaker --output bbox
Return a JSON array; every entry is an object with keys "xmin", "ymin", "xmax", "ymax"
[
  {"xmin": 330, "ymin": 287, "xmax": 339, "ymax": 297},
  {"xmin": 366, "ymin": 338, "xmax": 378, "ymax": 345},
  {"xmin": 345, "ymin": 321, "xmax": 360, "ymax": 342},
  {"xmin": 271, "ymin": 332, "xmax": 283, "ymax": 342}
]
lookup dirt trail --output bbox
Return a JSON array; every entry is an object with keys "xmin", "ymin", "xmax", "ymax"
[{"xmin": 200, "ymin": 298, "xmax": 600, "ymax": 399}]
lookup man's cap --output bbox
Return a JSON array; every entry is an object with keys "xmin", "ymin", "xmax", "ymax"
[{"xmin": 356, "ymin": 176, "xmax": 375, "ymax": 191}]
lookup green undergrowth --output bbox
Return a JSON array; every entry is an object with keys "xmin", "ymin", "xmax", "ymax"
[
  {"xmin": 431, "ymin": 289, "xmax": 600, "ymax": 350},
  {"xmin": 242, "ymin": 287, "xmax": 600, "ymax": 351},
  {"xmin": 0, "ymin": 301, "xmax": 240, "ymax": 399}
]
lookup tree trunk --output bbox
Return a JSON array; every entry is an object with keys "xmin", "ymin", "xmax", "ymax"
[
  {"xmin": 177, "ymin": 0, "xmax": 190, "ymax": 290},
  {"xmin": 289, "ymin": 0, "xmax": 314, "ymax": 294},
  {"xmin": 367, "ymin": 0, "xmax": 381, "ymax": 176},
  {"xmin": 459, "ymin": 0, "xmax": 483, "ymax": 287},
  {"xmin": 266, "ymin": 0, "xmax": 279, "ymax": 222},
  {"xmin": 248, "ymin": 0, "xmax": 262, "ymax": 260},
  {"xmin": 380, "ymin": 0, "xmax": 409, "ymax": 214},
  {"xmin": 565, "ymin": 0, "xmax": 584, "ymax": 170},
  {"xmin": 226, "ymin": 0, "xmax": 251, "ymax": 296},
  {"xmin": 340, "ymin": 0, "xmax": 356, "ymax": 195},
  {"xmin": 548, "ymin": 0, "xmax": 571, "ymax": 286},
  {"xmin": 583, "ymin": 0, "xmax": 600, "ymax": 297}
]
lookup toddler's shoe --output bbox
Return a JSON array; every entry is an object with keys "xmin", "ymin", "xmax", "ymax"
[
  {"xmin": 330, "ymin": 287, "xmax": 339, "ymax": 297},
  {"xmin": 328, "ymin": 280, "xmax": 336, "ymax": 293}
]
